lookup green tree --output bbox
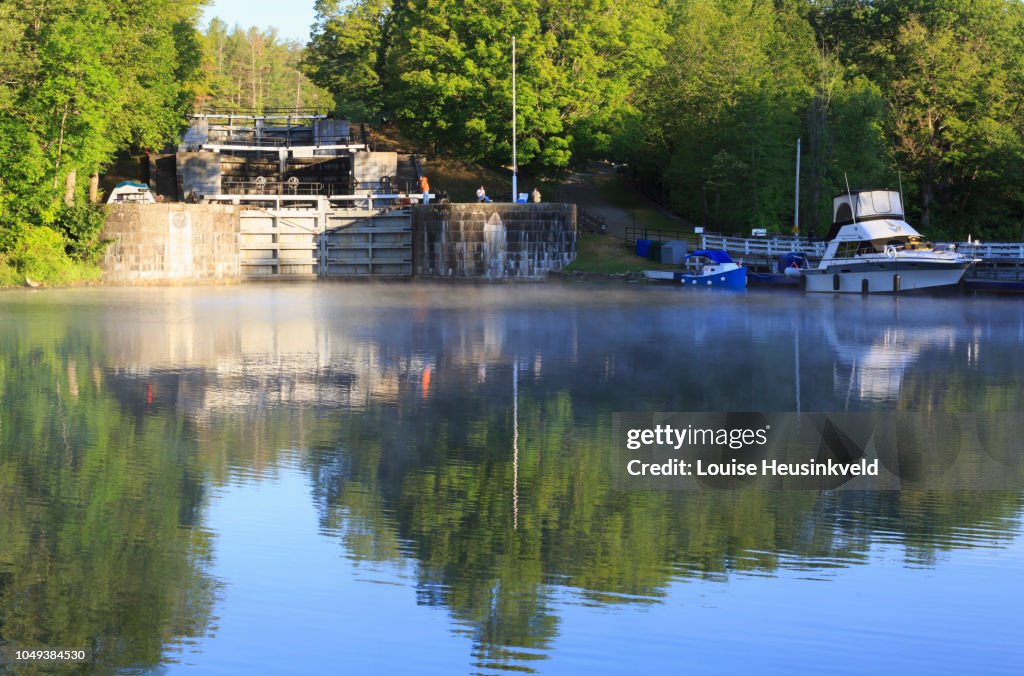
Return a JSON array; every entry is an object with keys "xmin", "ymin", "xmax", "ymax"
[
  {"xmin": 306, "ymin": 0, "xmax": 668, "ymax": 175},
  {"xmin": 627, "ymin": 0, "xmax": 816, "ymax": 231},
  {"xmin": 196, "ymin": 20, "xmax": 332, "ymax": 112},
  {"xmin": 803, "ymin": 47, "xmax": 889, "ymax": 231},
  {"xmin": 303, "ymin": 0, "xmax": 391, "ymax": 121},
  {"xmin": 814, "ymin": 0, "xmax": 1024, "ymax": 237},
  {"xmin": 0, "ymin": 0, "xmax": 206, "ymax": 284}
]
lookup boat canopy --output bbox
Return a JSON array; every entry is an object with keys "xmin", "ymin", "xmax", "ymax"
[
  {"xmin": 686, "ymin": 249, "xmax": 733, "ymax": 264},
  {"xmin": 832, "ymin": 190, "xmax": 903, "ymax": 226},
  {"xmin": 107, "ymin": 180, "xmax": 155, "ymax": 204},
  {"xmin": 115, "ymin": 181, "xmax": 150, "ymax": 190}
]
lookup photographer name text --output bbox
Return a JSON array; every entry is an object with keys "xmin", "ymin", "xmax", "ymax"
[{"xmin": 626, "ymin": 457, "xmax": 879, "ymax": 477}]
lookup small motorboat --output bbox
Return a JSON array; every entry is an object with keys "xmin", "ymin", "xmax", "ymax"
[
  {"xmin": 106, "ymin": 181, "xmax": 156, "ymax": 204},
  {"xmin": 679, "ymin": 250, "xmax": 746, "ymax": 289},
  {"xmin": 746, "ymin": 252, "xmax": 809, "ymax": 287}
]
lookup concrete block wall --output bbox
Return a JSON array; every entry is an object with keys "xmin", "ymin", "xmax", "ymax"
[
  {"xmin": 101, "ymin": 204, "xmax": 241, "ymax": 283},
  {"xmin": 412, "ymin": 203, "xmax": 576, "ymax": 279}
]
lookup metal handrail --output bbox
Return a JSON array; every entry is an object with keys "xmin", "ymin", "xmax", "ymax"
[
  {"xmin": 578, "ymin": 206, "xmax": 606, "ymax": 233},
  {"xmin": 625, "ymin": 224, "xmax": 695, "ymax": 244},
  {"xmin": 221, "ymin": 179, "xmax": 326, "ymax": 195},
  {"xmin": 195, "ymin": 107, "xmax": 326, "ymax": 118}
]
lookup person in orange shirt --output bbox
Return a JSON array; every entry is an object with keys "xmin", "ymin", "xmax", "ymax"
[{"xmin": 419, "ymin": 175, "xmax": 431, "ymax": 204}]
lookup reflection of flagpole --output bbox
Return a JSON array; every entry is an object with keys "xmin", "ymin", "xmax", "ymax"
[
  {"xmin": 790, "ymin": 325, "xmax": 798, "ymax": 413},
  {"xmin": 513, "ymin": 355, "xmax": 519, "ymax": 530},
  {"xmin": 795, "ymin": 321, "xmax": 801, "ymax": 414}
]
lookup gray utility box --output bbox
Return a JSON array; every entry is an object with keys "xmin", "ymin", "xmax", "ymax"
[{"xmin": 661, "ymin": 240, "xmax": 688, "ymax": 264}]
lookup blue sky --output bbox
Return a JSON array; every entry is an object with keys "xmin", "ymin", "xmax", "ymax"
[{"xmin": 203, "ymin": 0, "xmax": 317, "ymax": 42}]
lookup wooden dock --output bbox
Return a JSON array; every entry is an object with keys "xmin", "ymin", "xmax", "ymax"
[{"xmin": 622, "ymin": 231, "xmax": 1024, "ymax": 292}]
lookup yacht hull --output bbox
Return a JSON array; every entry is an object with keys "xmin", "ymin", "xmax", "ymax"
[{"xmin": 802, "ymin": 262, "xmax": 971, "ymax": 293}]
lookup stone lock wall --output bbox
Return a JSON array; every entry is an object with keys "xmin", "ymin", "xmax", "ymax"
[
  {"xmin": 412, "ymin": 203, "xmax": 576, "ymax": 279},
  {"xmin": 101, "ymin": 202, "xmax": 576, "ymax": 283},
  {"xmin": 101, "ymin": 204, "xmax": 241, "ymax": 283}
]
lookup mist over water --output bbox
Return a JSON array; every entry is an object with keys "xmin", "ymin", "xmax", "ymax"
[{"xmin": 1, "ymin": 284, "xmax": 1021, "ymax": 673}]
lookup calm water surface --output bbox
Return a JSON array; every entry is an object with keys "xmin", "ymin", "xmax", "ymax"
[{"xmin": 0, "ymin": 284, "xmax": 1022, "ymax": 674}]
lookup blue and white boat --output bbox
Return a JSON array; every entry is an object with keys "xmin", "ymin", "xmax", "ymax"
[
  {"xmin": 680, "ymin": 250, "xmax": 746, "ymax": 289},
  {"xmin": 802, "ymin": 190, "xmax": 976, "ymax": 293}
]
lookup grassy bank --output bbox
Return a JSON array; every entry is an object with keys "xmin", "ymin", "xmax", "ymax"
[
  {"xmin": 0, "ymin": 258, "xmax": 102, "ymax": 288},
  {"xmin": 0, "ymin": 226, "xmax": 104, "ymax": 288}
]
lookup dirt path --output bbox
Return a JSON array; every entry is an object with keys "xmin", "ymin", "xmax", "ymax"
[
  {"xmin": 556, "ymin": 163, "xmax": 690, "ymax": 239},
  {"xmin": 556, "ymin": 165, "xmax": 633, "ymax": 238}
]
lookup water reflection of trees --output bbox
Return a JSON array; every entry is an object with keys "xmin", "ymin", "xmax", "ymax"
[
  {"xmin": 0, "ymin": 323, "xmax": 217, "ymax": 672},
  {"xmin": 38, "ymin": 287, "xmax": 1024, "ymax": 673},
  {"xmin": 305, "ymin": 373, "xmax": 1022, "ymax": 672}
]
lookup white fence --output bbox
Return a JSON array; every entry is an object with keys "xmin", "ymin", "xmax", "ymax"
[
  {"xmin": 699, "ymin": 234, "xmax": 826, "ymax": 257},
  {"xmin": 957, "ymin": 242, "xmax": 1024, "ymax": 260},
  {"xmin": 701, "ymin": 234, "xmax": 1024, "ymax": 261}
]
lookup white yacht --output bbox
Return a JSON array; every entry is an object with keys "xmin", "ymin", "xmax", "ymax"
[{"xmin": 802, "ymin": 190, "xmax": 976, "ymax": 293}]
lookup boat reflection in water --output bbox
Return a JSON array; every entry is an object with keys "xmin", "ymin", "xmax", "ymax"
[
  {"xmin": 0, "ymin": 285, "xmax": 1021, "ymax": 674},
  {"xmin": 819, "ymin": 298, "xmax": 961, "ymax": 403}
]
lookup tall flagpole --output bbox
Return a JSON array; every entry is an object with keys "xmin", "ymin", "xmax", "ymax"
[
  {"xmin": 512, "ymin": 36, "xmax": 518, "ymax": 202},
  {"xmin": 793, "ymin": 138, "xmax": 801, "ymax": 235}
]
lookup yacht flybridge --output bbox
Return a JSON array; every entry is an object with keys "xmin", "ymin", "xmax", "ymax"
[{"xmin": 802, "ymin": 189, "xmax": 977, "ymax": 293}]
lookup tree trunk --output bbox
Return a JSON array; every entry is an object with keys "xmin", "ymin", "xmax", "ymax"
[
  {"xmin": 920, "ymin": 182, "xmax": 934, "ymax": 230},
  {"xmin": 251, "ymin": 40, "xmax": 257, "ymax": 110},
  {"xmin": 52, "ymin": 100, "xmax": 71, "ymax": 188},
  {"xmin": 88, "ymin": 172, "xmax": 100, "ymax": 203},
  {"xmin": 920, "ymin": 156, "xmax": 935, "ymax": 230},
  {"xmin": 806, "ymin": 96, "xmax": 827, "ymax": 232},
  {"xmin": 64, "ymin": 170, "xmax": 76, "ymax": 207}
]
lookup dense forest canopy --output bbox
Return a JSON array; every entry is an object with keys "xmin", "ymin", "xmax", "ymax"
[
  {"xmin": 306, "ymin": 0, "xmax": 1024, "ymax": 238},
  {"xmin": 305, "ymin": 0, "xmax": 667, "ymax": 175},
  {"xmin": 197, "ymin": 19, "xmax": 331, "ymax": 112},
  {"xmin": 0, "ymin": 1, "xmax": 327, "ymax": 285},
  {"xmin": 2, "ymin": 0, "xmax": 1024, "ymax": 285},
  {"xmin": 0, "ymin": 0, "xmax": 207, "ymax": 283}
]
